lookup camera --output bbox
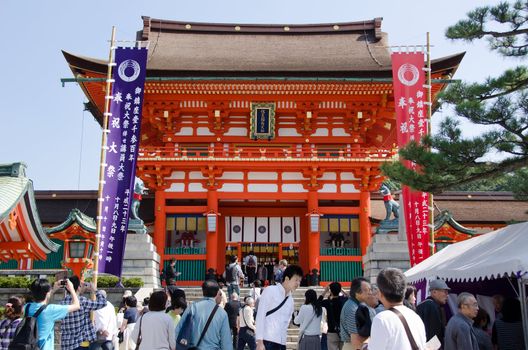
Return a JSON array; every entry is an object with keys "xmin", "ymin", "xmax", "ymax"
[{"xmin": 60, "ymin": 279, "xmax": 67, "ymax": 286}]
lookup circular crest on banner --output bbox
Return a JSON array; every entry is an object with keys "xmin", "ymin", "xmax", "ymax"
[
  {"xmin": 397, "ymin": 63, "xmax": 420, "ymax": 86},
  {"xmin": 284, "ymin": 226, "xmax": 292, "ymax": 234},
  {"xmin": 233, "ymin": 225, "xmax": 241, "ymax": 233},
  {"xmin": 118, "ymin": 59, "xmax": 141, "ymax": 82},
  {"xmin": 258, "ymin": 225, "xmax": 267, "ymax": 234}
]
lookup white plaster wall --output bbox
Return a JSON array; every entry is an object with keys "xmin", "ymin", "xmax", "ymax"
[
  {"xmin": 278, "ymin": 128, "xmax": 302, "ymax": 137},
  {"xmin": 218, "ymin": 183, "xmax": 244, "ymax": 192},
  {"xmin": 248, "ymin": 172, "xmax": 278, "ymax": 180},
  {"xmin": 168, "ymin": 171, "xmax": 185, "ymax": 179},
  {"xmin": 174, "ymin": 127, "xmax": 193, "ymax": 136},
  {"xmin": 188, "ymin": 183, "xmax": 207, "ymax": 192},
  {"xmin": 341, "ymin": 172, "xmax": 357, "ymax": 180},
  {"xmin": 321, "ymin": 173, "xmax": 337, "ymax": 180},
  {"xmin": 189, "ymin": 172, "xmax": 206, "ymax": 179},
  {"xmin": 313, "ymin": 128, "xmax": 329, "ymax": 136},
  {"xmin": 218, "ymin": 172, "xmax": 244, "ymax": 180},
  {"xmin": 332, "ymin": 128, "xmax": 351, "ymax": 136},
  {"xmin": 248, "ymin": 184, "xmax": 278, "ymax": 192},
  {"xmin": 281, "ymin": 184, "xmax": 307, "ymax": 192},
  {"xmin": 224, "ymin": 127, "xmax": 248, "ymax": 136},
  {"xmin": 196, "ymin": 127, "xmax": 214, "ymax": 136},
  {"xmin": 167, "ymin": 183, "xmax": 185, "ymax": 192},
  {"xmin": 341, "ymin": 184, "xmax": 359, "ymax": 193},
  {"xmin": 282, "ymin": 172, "xmax": 306, "ymax": 180},
  {"xmin": 319, "ymin": 184, "xmax": 337, "ymax": 193}
]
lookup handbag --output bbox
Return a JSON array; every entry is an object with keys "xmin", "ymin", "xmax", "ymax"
[
  {"xmin": 241, "ymin": 306, "xmax": 255, "ymax": 337},
  {"xmin": 177, "ymin": 302, "xmax": 219, "ymax": 350},
  {"xmin": 176, "ymin": 305, "xmax": 195, "ymax": 350},
  {"xmin": 117, "ymin": 331, "xmax": 124, "ymax": 344}
]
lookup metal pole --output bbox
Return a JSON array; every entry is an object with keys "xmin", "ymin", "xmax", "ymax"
[
  {"xmin": 92, "ymin": 26, "xmax": 116, "ymax": 290},
  {"xmin": 519, "ymin": 278, "xmax": 528, "ymax": 350},
  {"xmin": 426, "ymin": 32, "xmax": 435, "ymax": 256}
]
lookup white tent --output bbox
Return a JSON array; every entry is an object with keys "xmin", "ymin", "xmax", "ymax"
[{"xmin": 404, "ymin": 222, "xmax": 528, "ymax": 349}]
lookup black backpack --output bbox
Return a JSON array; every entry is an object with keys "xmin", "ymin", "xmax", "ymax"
[
  {"xmin": 9, "ymin": 303, "xmax": 47, "ymax": 350},
  {"xmin": 225, "ymin": 264, "xmax": 236, "ymax": 283}
]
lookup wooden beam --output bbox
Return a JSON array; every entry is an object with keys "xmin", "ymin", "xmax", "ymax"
[{"xmin": 0, "ymin": 241, "xmax": 30, "ymax": 251}]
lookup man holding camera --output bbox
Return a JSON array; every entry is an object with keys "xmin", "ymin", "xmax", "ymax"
[
  {"xmin": 24, "ymin": 278, "xmax": 81, "ymax": 350},
  {"xmin": 60, "ymin": 275, "xmax": 107, "ymax": 350}
]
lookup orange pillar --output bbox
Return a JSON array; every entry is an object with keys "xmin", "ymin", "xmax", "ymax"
[
  {"xmin": 299, "ymin": 216, "xmax": 308, "ymax": 272},
  {"xmin": 217, "ymin": 214, "xmax": 226, "ymax": 272},
  {"xmin": 154, "ymin": 190, "xmax": 166, "ymax": 260},
  {"xmin": 206, "ymin": 189, "xmax": 219, "ymax": 272},
  {"xmin": 359, "ymin": 191, "xmax": 372, "ymax": 257},
  {"xmin": 307, "ymin": 190, "xmax": 320, "ymax": 272}
]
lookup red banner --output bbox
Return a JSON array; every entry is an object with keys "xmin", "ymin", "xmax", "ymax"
[{"xmin": 391, "ymin": 52, "xmax": 431, "ymax": 266}]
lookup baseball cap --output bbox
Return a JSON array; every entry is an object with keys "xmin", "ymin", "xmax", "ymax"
[{"xmin": 429, "ymin": 279, "xmax": 450, "ymax": 291}]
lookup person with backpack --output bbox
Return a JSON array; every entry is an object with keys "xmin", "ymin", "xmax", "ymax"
[
  {"xmin": 223, "ymin": 255, "xmax": 244, "ymax": 297},
  {"xmin": 11, "ymin": 278, "xmax": 80, "ymax": 350},
  {"xmin": 0, "ymin": 296, "xmax": 24, "ymax": 350},
  {"xmin": 273, "ymin": 259, "xmax": 287, "ymax": 285},
  {"xmin": 243, "ymin": 251, "xmax": 258, "ymax": 287},
  {"xmin": 255, "ymin": 264, "xmax": 304, "ymax": 350}
]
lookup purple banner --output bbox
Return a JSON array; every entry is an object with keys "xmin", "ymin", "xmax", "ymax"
[{"xmin": 98, "ymin": 47, "xmax": 148, "ymax": 276}]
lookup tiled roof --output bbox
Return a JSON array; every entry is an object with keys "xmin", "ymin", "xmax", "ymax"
[
  {"xmin": 63, "ymin": 17, "xmax": 464, "ymax": 78},
  {"xmin": 371, "ymin": 191, "xmax": 528, "ymax": 224},
  {"xmin": 0, "ymin": 163, "xmax": 59, "ymax": 255},
  {"xmin": 46, "ymin": 208, "xmax": 96, "ymax": 234}
]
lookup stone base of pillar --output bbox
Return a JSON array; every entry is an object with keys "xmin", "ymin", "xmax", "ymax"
[
  {"xmin": 362, "ymin": 233, "xmax": 410, "ymax": 283},
  {"xmin": 122, "ymin": 233, "xmax": 161, "ymax": 288}
]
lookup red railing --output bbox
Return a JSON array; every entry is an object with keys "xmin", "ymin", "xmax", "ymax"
[{"xmin": 138, "ymin": 145, "xmax": 395, "ymax": 161}]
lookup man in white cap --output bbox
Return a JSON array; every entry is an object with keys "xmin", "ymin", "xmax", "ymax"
[{"xmin": 416, "ymin": 279, "xmax": 450, "ymax": 348}]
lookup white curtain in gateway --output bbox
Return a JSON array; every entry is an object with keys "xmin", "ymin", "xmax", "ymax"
[
  {"xmin": 226, "ymin": 216, "xmax": 300, "ymax": 243},
  {"xmin": 255, "ymin": 217, "xmax": 269, "ymax": 242}
]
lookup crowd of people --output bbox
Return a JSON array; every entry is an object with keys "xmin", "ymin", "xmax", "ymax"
[{"xmin": 0, "ymin": 258, "xmax": 525, "ymax": 350}]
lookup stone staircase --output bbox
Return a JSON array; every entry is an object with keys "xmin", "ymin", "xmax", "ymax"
[{"xmin": 179, "ymin": 286, "xmax": 324, "ymax": 349}]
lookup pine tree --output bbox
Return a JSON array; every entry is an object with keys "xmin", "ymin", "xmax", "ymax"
[{"xmin": 382, "ymin": 1, "xmax": 528, "ymax": 198}]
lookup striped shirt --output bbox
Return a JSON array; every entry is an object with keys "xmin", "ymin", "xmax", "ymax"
[
  {"xmin": 60, "ymin": 291, "xmax": 107, "ymax": 350},
  {"xmin": 0, "ymin": 318, "xmax": 21, "ymax": 350},
  {"xmin": 340, "ymin": 298, "xmax": 359, "ymax": 342}
]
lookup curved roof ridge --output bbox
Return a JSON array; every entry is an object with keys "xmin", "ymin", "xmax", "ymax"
[
  {"xmin": 140, "ymin": 16, "xmax": 383, "ymax": 38},
  {"xmin": 46, "ymin": 208, "xmax": 96, "ymax": 234}
]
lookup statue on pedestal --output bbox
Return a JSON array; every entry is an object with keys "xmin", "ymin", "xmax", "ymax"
[
  {"xmin": 377, "ymin": 184, "xmax": 400, "ymax": 234},
  {"xmin": 128, "ymin": 177, "xmax": 148, "ymax": 234}
]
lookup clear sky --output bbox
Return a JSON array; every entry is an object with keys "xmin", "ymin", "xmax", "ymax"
[{"xmin": 0, "ymin": 0, "xmax": 514, "ymax": 190}]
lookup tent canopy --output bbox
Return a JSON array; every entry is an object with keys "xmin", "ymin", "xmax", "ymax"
[{"xmin": 405, "ymin": 222, "xmax": 528, "ymax": 283}]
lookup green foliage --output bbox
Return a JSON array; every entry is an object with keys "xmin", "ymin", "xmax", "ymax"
[
  {"xmin": 383, "ymin": 1, "xmax": 528, "ymax": 197},
  {"xmin": 0, "ymin": 277, "xmax": 32, "ymax": 288},
  {"xmin": 84, "ymin": 276, "xmax": 144, "ymax": 288},
  {"xmin": 123, "ymin": 278, "xmax": 143, "ymax": 288},
  {"xmin": 445, "ymin": 1, "xmax": 528, "ymax": 57}
]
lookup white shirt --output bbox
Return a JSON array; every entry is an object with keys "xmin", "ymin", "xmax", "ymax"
[
  {"xmin": 131, "ymin": 311, "xmax": 176, "ymax": 350},
  {"xmin": 94, "ymin": 300, "xmax": 118, "ymax": 341},
  {"xmin": 368, "ymin": 305, "xmax": 427, "ymax": 350},
  {"xmin": 294, "ymin": 304, "xmax": 322, "ymax": 336},
  {"xmin": 249, "ymin": 287, "xmax": 261, "ymax": 302},
  {"xmin": 239, "ymin": 305, "xmax": 256, "ymax": 331},
  {"xmin": 255, "ymin": 284, "xmax": 293, "ymax": 345}
]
